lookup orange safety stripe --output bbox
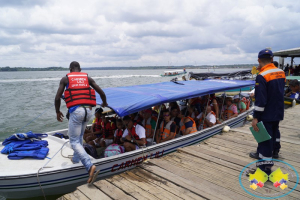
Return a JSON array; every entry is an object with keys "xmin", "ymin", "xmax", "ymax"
[
  {"xmin": 259, "ymin": 63, "xmax": 286, "ymax": 83},
  {"xmin": 160, "ymin": 121, "xmax": 176, "ymax": 139},
  {"xmin": 143, "ymin": 118, "xmax": 152, "ymax": 138},
  {"xmin": 180, "ymin": 116, "xmax": 197, "ymax": 134}
]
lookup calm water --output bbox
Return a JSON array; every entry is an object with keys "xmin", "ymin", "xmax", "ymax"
[{"xmin": 0, "ymin": 68, "xmax": 245, "ymax": 141}]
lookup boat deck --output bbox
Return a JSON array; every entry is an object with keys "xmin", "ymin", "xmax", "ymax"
[{"xmin": 59, "ymin": 106, "xmax": 300, "ymax": 200}]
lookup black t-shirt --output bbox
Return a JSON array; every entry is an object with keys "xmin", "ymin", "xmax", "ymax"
[{"xmin": 172, "ymin": 117, "xmax": 181, "ymax": 127}]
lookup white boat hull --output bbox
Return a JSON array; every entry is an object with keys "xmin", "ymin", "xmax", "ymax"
[{"xmin": 0, "ymin": 109, "xmax": 253, "ymax": 199}]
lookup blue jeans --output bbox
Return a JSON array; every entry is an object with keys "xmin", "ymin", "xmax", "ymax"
[{"xmin": 68, "ymin": 106, "xmax": 93, "ymax": 172}]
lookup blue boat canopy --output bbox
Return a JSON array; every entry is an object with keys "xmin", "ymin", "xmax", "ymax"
[{"xmin": 96, "ymin": 79, "xmax": 255, "ymax": 117}]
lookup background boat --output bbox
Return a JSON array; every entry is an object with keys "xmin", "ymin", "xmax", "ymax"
[{"xmin": 161, "ymin": 69, "xmax": 187, "ymax": 77}]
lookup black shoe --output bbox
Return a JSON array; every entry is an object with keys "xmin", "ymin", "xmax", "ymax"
[
  {"xmin": 273, "ymin": 150, "xmax": 279, "ymax": 159},
  {"xmin": 249, "ymin": 152, "xmax": 260, "ymax": 159}
]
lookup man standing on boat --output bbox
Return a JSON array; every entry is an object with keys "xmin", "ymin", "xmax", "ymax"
[
  {"xmin": 54, "ymin": 61, "xmax": 108, "ymax": 184},
  {"xmin": 250, "ymin": 49, "xmax": 285, "ymax": 175}
]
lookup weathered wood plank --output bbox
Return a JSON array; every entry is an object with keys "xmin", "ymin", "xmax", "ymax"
[
  {"xmin": 141, "ymin": 163, "xmax": 224, "ymax": 200},
  {"xmin": 147, "ymin": 159, "xmax": 252, "ymax": 200},
  {"xmin": 93, "ymin": 179, "xmax": 135, "ymax": 200},
  {"xmin": 132, "ymin": 168, "xmax": 204, "ymax": 200},
  {"xmin": 162, "ymin": 155, "xmax": 256, "ymax": 199},
  {"xmin": 61, "ymin": 190, "xmax": 90, "ymax": 200},
  {"xmin": 77, "ymin": 184, "xmax": 111, "ymax": 200},
  {"xmin": 120, "ymin": 171, "xmax": 183, "ymax": 200},
  {"xmin": 106, "ymin": 175, "xmax": 159, "ymax": 200}
]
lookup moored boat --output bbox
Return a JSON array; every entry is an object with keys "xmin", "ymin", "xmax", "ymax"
[
  {"xmin": 0, "ymin": 79, "xmax": 255, "ymax": 199},
  {"xmin": 161, "ymin": 69, "xmax": 187, "ymax": 77}
]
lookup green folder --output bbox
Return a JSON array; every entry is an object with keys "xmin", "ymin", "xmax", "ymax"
[{"xmin": 249, "ymin": 122, "xmax": 272, "ymax": 143}]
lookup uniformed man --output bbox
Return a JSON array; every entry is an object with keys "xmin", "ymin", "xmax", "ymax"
[{"xmin": 249, "ymin": 49, "xmax": 285, "ymax": 175}]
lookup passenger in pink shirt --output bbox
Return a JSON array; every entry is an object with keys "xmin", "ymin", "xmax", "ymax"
[{"xmin": 221, "ymin": 97, "xmax": 238, "ymax": 121}]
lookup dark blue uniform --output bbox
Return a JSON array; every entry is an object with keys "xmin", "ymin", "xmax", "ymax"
[{"xmin": 254, "ymin": 63, "xmax": 285, "ymax": 174}]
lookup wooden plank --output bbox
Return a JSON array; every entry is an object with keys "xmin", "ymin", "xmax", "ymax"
[
  {"xmin": 205, "ymin": 136, "xmax": 300, "ymax": 162},
  {"xmin": 196, "ymin": 143, "xmax": 300, "ymax": 173},
  {"xmin": 106, "ymin": 174, "xmax": 159, "ymax": 200},
  {"xmin": 93, "ymin": 179, "xmax": 135, "ymax": 200},
  {"xmin": 141, "ymin": 163, "xmax": 224, "ymax": 200},
  {"xmin": 132, "ymin": 168, "xmax": 204, "ymax": 200},
  {"xmin": 178, "ymin": 147, "xmax": 244, "ymax": 171},
  {"xmin": 61, "ymin": 190, "xmax": 90, "ymax": 200},
  {"xmin": 120, "ymin": 171, "xmax": 183, "ymax": 200},
  {"xmin": 147, "ymin": 159, "xmax": 252, "ymax": 200},
  {"xmin": 162, "ymin": 153, "xmax": 294, "ymax": 199},
  {"xmin": 162, "ymin": 155, "xmax": 256, "ymax": 199},
  {"xmin": 77, "ymin": 184, "xmax": 111, "ymax": 200}
]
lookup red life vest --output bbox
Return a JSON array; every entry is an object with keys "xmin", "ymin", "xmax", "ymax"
[
  {"xmin": 198, "ymin": 111, "xmax": 216, "ymax": 130},
  {"xmin": 127, "ymin": 125, "xmax": 147, "ymax": 144},
  {"xmin": 64, "ymin": 72, "xmax": 96, "ymax": 108},
  {"xmin": 94, "ymin": 118, "xmax": 102, "ymax": 132},
  {"xmin": 101, "ymin": 121, "xmax": 116, "ymax": 139},
  {"xmin": 115, "ymin": 129, "xmax": 123, "ymax": 144}
]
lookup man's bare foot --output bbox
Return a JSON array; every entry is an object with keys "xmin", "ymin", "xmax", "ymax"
[{"xmin": 87, "ymin": 165, "xmax": 96, "ymax": 183}]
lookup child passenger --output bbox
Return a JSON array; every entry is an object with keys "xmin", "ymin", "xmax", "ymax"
[{"xmin": 114, "ymin": 119, "xmax": 124, "ymax": 145}]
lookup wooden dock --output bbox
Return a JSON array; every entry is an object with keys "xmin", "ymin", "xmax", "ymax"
[{"xmin": 59, "ymin": 107, "xmax": 300, "ymax": 200}]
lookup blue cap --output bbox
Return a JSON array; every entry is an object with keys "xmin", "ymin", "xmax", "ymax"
[{"xmin": 258, "ymin": 49, "xmax": 273, "ymax": 59}]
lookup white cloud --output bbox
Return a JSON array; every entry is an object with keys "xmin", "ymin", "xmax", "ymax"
[{"xmin": 0, "ymin": 0, "xmax": 299, "ymax": 67}]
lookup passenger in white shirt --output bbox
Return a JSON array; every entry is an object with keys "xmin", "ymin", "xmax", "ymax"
[
  {"xmin": 196, "ymin": 105, "xmax": 216, "ymax": 130},
  {"xmin": 121, "ymin": 116, "xmax": 146, "ymax": 152}
]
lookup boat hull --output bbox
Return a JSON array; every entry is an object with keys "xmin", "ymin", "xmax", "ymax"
[{"xmin": 0, "ymin": 108, "xmax": 253, "ymax": 199}]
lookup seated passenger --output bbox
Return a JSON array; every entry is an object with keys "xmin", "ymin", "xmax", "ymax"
[
  {"xmin": 156, "ymin": 110, "xmax": 176, "ymax": 143},
  {"xmin": 170, "ymin": 106, "xmax": 181, "ymax": 134},
  {"xmin": 168, "ymin": 102, "xmax": 180, "ymax": 113},
  {"xmin": 187, "ymin": 105, "xmax": 197, "ymax": 119},
  {"xmin": 221, "ymin": 97, "xmax": 238, "ymax": 121},
  {"xmin": 89, "ymin": 114, "xmax": 116, "ymax": 148},
  {"xmin": 201, "ymin": 94, "xmax": 220, "ymax": 124},
  {"xmin": 121, "ymin": 116, "xmax": 146, "ymax": 152},
  {"xmin": 178, "ymin": 109, "xmax": 197, "ymax": 135},
  {"xmin": 114, "ymin": 119, "xmax": 124, "ymax": 145},
  {"xmin": 233, "ymin": 95, "xmax": 246, "ymax": 114},
  {"xmin": 141, "ymin": 108, "xmax": 156, "ymax": 144},
  {"xmin": 189, "ymin": 97, "xmax": 202, "ymax": 113},
  {"xmin": 286, "ymin": 79, "xmax": 300, "ymax": 99},
  {"xmin": 129, "ymin": 112, "xmax": 143, "ymax": 125},
  {"xmin": 196, "ymin": 105, "xmax": 216, "ymax": 130},
  {"xmin": 84, "ymin": 108, "xmax": 103, "ymax": 143}
]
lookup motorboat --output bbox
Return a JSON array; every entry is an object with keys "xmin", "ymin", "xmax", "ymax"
[{"xmin": 0, "ymin": 79, "xmax": 255, "ymax": 199}]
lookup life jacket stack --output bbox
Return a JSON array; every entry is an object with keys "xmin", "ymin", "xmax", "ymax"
[
  {"xmin": 64, "ymin": 72, "xmax": 96, "ymax": 108},
  {"xmin": 1, "ymin": 131, "xmax": 49, "ymax": 160}
]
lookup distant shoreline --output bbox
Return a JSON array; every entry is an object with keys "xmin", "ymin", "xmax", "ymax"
[{"xmin": 0, "ymin": 65, "xmax": 256, "ymax": 72}]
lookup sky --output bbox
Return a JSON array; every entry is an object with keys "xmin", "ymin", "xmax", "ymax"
[{"xmin": 0, "ymin": 0, "xmax": 300, "ymax": 68}]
